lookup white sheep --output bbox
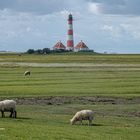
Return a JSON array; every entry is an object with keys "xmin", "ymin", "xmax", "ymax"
[
  {"xmin": 70, "ymin": 110, "xmax": 94, "ymax": 125},
  {"xmin": 0, "ymin": 100, "xmax": 17, "ymax": 118},
  {"xmin": 24, "ymin": 71, "xmax": 31, "ymax": 76}
]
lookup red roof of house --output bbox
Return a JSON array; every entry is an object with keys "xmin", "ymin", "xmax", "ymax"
[
  {"xmin": 53, "ymin": 41, "xmax": 66, "ymax": 49},
  {"xmin": 75, "ymin": 40, "xmax": 88, "ymax": 49}
]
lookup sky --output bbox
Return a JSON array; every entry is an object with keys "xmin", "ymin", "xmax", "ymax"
[{"xmin": 0, "ymin": 0, "xmax": 140, "ymax": 53}]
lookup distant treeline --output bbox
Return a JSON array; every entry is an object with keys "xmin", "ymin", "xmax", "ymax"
[{"xmin": 26, "ymin": 48, "xmax": 94, "ymax": 54}]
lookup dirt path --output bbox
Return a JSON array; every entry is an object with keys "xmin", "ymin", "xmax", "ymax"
[
  {"xmin": 1, "ymin": 62, "xmax": 140, "ymax": 67},
  {"xmin": 1, "ymin": 96, "xmax": 139, "ymax": 105}
]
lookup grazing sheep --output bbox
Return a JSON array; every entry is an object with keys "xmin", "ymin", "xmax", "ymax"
[
  {"xmin": 70, "ymin": 110, "xmax": 94, "ymax": 125},
  {"xmin": 0, "ymin": 100, "xmax": 17, "ymax": 118},
  {"xmin": 24, "ymin": 71, "xmax": 31, "ymax": 76}
]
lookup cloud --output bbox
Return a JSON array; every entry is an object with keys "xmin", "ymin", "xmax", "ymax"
[
  {"xmin": 0, "ymin": 8, "xmax": 71, "ymax": 52},
  {"xmin": 87, "ymin": 0, "xmax": 140, "ymax": 16},
  {"xmin": 88, "ymin": 3, "xmax": 102, "ymax": 14},
  {"xmin": 0, "ymin": 0, "xmax": 67, "ymax": 14},
  {"xmin": 0, "ymin": 0, "xmax": 86, "ymax": 15},
  {"xmin": 101, "ymin": 16, "xmax": 140, "ymax": 41},
  {"xmin": 101, "ymin": 25, "xmax": 124, "ymax": 39},
  {"xmin": 1, "ymin": 0, "xmax": 140, "ymax": 16},
  {"xmin": 120, "ymin": 23, "xmax": 140, "ymax": 40}
]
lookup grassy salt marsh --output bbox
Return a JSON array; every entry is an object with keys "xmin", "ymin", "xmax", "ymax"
[
  {"xmin": 0, "ymin": 53, "xmax": 140, "ymax": 140},
  {"xmin": 0, "ymin": 66, "xmax": 140, "ymax": 97},
  {"xmin": 0, "ymin": 104, "xmax": 140, "ymax": 140}
]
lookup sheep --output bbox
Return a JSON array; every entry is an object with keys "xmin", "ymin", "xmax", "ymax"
[
  {"xmin": 24, "ymin": 70, "xmax": 31, "ymax": 76},
  {"xmin": 0, "ymin": 100, "xmax": 17, "ymax": 118},
  {"xmin": 70, "ymin": 110, "xmax": 94, "ymax": 125}
]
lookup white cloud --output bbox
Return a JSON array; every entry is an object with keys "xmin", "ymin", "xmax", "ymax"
[
  {"xmin": 101, "ymin": 25, "xmax": 124, "ymax": 39},
  {"xmin": 120, "ymin": 23, "xmax": 140, "ymax": 40},
  {"xmin": 88, "ymin": 3, "xmax": 102, "ymax": 14},
  {"xmin": 87, "ymin": 0, "xmax": 140, "ymax": 16},
  {"xmin": 102, "ymin": 25, "xmax": 113, "ymax": 31},
  {"xmin": 60, "ymin": 10, "xmax": 70, "ymax": 17}
]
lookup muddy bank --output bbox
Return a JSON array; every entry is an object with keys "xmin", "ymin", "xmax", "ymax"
[{"xmin": 1, "ymin": 96, "xmax": 140, "ymax": 105}]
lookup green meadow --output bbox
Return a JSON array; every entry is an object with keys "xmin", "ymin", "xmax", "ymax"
[
  {"xmin": 0, "ymin": 53, "xmax": 140, "ymax": 63},
  {"xmin": 0, "ymin": 104, "xmax": 140, "ymax": 140},
  {"xmin": 0, "ymin": 63, "xmax": 140, "ymax": 97},
  {"xmin": 0, "ymin": 53, "xmax": 140, "ymax": 140}
]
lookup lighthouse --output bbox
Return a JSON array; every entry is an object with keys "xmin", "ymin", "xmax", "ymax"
[{"xmin": 67, "ymin": 14, "xmax": 74, "ymax": 51}]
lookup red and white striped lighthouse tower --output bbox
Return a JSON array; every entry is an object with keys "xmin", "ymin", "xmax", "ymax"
[{"xmin": 67, "ymin": 14, "xmax": 74, "ymax": 51}]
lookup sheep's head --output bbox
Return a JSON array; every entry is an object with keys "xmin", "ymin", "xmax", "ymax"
[{"xmin": 70, "ymin": 118, "xmax": 75, "ymax": 125}]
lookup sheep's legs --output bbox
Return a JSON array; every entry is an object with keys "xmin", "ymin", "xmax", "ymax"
[
  {"xmin": 1, "ymin": 111, "xmax": 5, "ymax": 118},
  {"xmin": 1, "ymin": 110, "xmax": 16, "ymax": 118},
  {"xmin": 9, "ymin": 110, "xmax": 17, "ymax": 118},
  {"xmin": 14, "ymin": 111, "xmax": 17, "ymax": 118},
  {"xmin": 9, "ymin": 111, "xmax": 13, "ymax": 118}
]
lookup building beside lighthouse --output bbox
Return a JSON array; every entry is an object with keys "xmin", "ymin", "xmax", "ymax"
[
  {"xmin": 53, "ymin": 41, "xmax": 66, "ymax": 50},
  {"xmin": 75, "ymin": 40, "xmax": 89, "ymax": 52},
  {"xmin": 67, "ymin": 14, "xmax": 74, "ymax": 51}
]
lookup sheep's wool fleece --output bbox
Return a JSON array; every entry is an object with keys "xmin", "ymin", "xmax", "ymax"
[
  {"xmin": 75, "ymin": 110, "xmax": 93, "ymax": 118},
  {"xmin": 0, "ymin": 100, "xmax": 16, "ymax": 111}
]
